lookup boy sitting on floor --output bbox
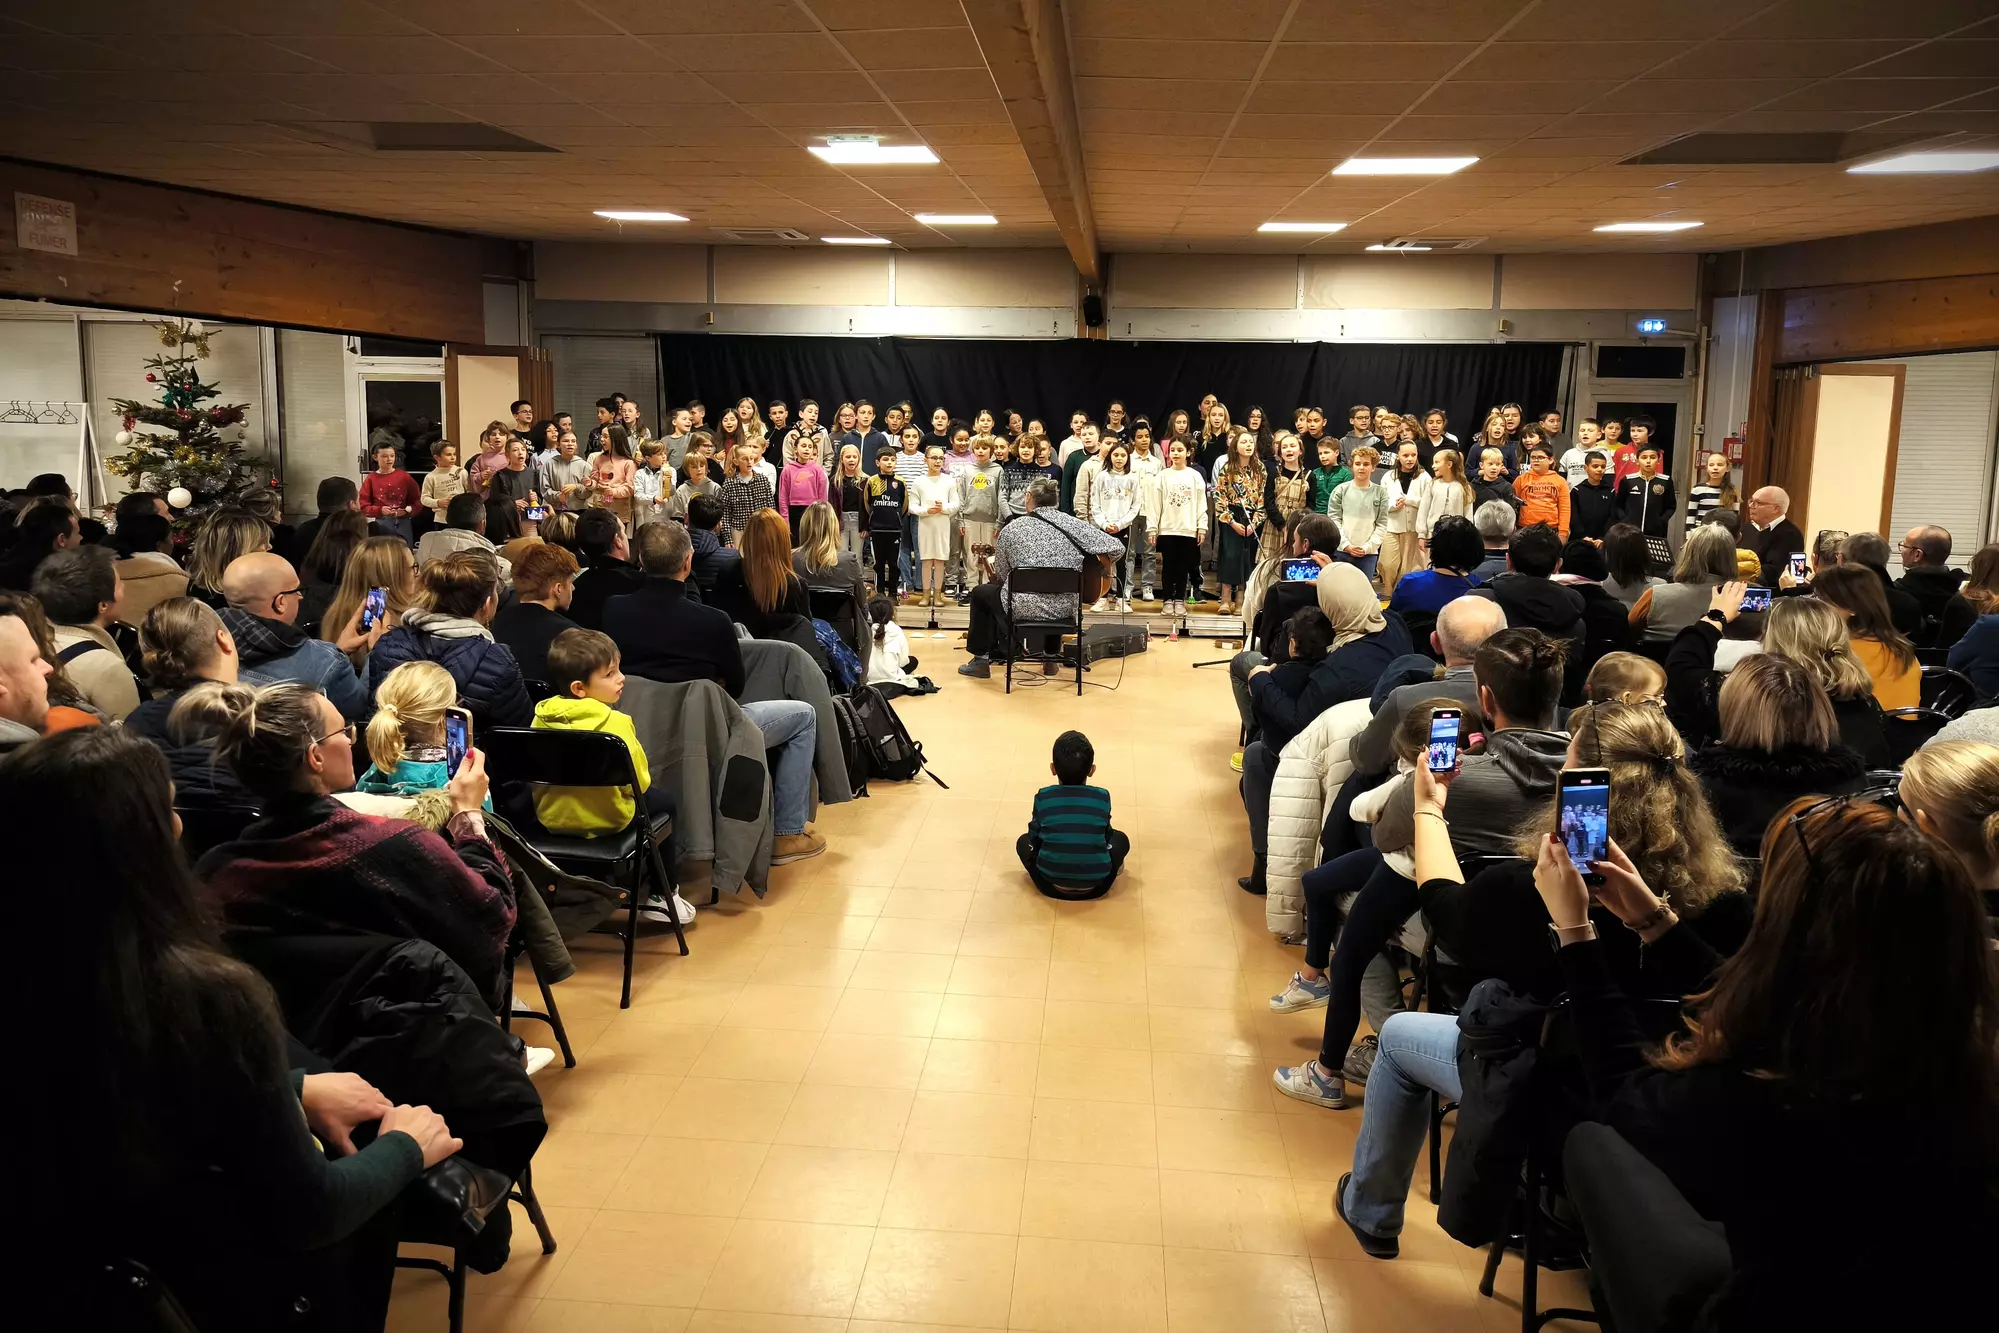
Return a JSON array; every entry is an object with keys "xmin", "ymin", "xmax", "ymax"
[{"xmin": 1017, "ymin": 729, "xmax": 1129, "ymax": 900}]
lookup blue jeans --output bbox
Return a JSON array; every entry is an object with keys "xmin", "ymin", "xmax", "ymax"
[
  {"xmin": 1338, "ymin": 551, "xmax": 1379, "ymax": 584},
  {"xmin": 899, "ymin": 513, "xmax": 918, "ymax": 590},
  {"xmin": 741, "ymin": 699, "xmax": 816, "ymax": 836},
  {"xmin": 1344, "ymin": 1012, "xmax": 1462, "ymax": 1236}
]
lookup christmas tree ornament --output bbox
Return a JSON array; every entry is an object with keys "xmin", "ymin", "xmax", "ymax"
[
  {"xmin": 166, "ymin": 486, "xmax": 193, "ymax": 509},
  {"xmin": 114, "ymin": 430, "xmax": 133, "ymax": 446}
]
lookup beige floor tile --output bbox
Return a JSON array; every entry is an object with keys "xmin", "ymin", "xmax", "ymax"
[
  {"xmin": 849, "ymin": 949, "xmax": 958, "ymax": 993},
  {"xmin": 1009, "ymin": 1235, "xmax": 1167, "ymax": 1333},
  {"xmin": 659, "ymin": 1077, "xmax": 800, "ymax": 1144},
  {"xmin": 943, "ymin": 953, "xmax": 1051, "ymax": 998},
  {"xmin": 865, "ymin": 915, "xmax": 968, "ymax": 954},
  {"xmin": 1049, "ymin": 925, "xmax": 1147, "ymax": 966},
  {"xmin": 966, "ymin": 889, "xmax": 1057, "ymax": 924},
  {"xmin": 683, "ymin": 1312, "xmax": 846, "ymax": 1333},
  {"xmin": 749, "ymin": 946, "xmax": 861, "ymax": 988},
  {"xmin": 789, "ymin": 882, "xmax": 892, "ymax": 914},
  {"xmin": 879, "ymin": 887, "xmax": 977, "ymax": 920},
  {"xmin": 1164, "ymin": 1248, "xmax": 1326, "ymax": 1333},
  {"xmin": 546, "ymin": 1211, "xmax": 728, "ymax": 1307},
  {"xmin": 919, "ymin": 1037, "xmax": 1041, "ymax": 1097},
  {"xmin": 697, "ymin": 1218, "xmax": 875, "ymax": 1317},
  {"xmin": 1295, "ymin": 1184, "xmax": 1466, "ymax": 1267},
  {"xmin": 1040, "ymin": 998, "xmax": 1152, "ymax": 1050},
  {"xmin": 1034, "ymin": 1043, "xmax": 1153, "ymax": 1103},
  {"xmin": 1045, "ymin": 958, "xmax": 1150, "ymax": 1004},
  {"xmin": 603, "ymin": 1137, "xmax": 770, "ymax": 1217},
  {"xmin": 955, "ymin": 919, "xmax": 1055, "ymax": 958},
  {"xmin": 851, "ymin": 1227, "xmax": 1019, "ymax": 1327},
  {"xmin": 879, "ymin": 1152, "xmax": 1027, "ymax": 1233},
  {"xmin": 624, "ymin": 979, "xmax": 746, "ymax": 1027},
  {"xmin": 530, "ymin": 1132, "xmax": 646, "ymax": 1209},
  {"xmin": 933, "ymin": 993, "xmax": 1047, "ymax": 1044},
  {"xmin": 770, "ymin": 910, "xmax": 881, "ymax": 949},
  {"xmin": 580, "ymin": 1021, "xmax": 717, "ymax": 1077},
  {"xmin": 1310, "ymin": 1256, "xmax": 1486, "ymax": 1333},
  {"xmin": 1145, "ymin": 963, "xmax": 1246, "ymax": 1010},
  {"xmin": 1160, "ymin": 1170, "xmax": 1310, "ymax": 1255},
  {"xmin": 1152, "ymin": 1051, "xmax": 1277, "ymax": 1112},
  {"xmin": 803, "ymin": 1032, "xmax": 934, "ymax": 1088},
  {"xmin": 1148, "ymin": 1005, "xmax": 1264, "ymax": 1058},
  {"xmin": 718, "ymin": 983, "xmax": 845, "ymax": 1033},
  {"xmin": 688, "ymin": 1026, "xmax": 821, "ymax": 1082},
  {"xmin": 1028, "ymin": 1097, "xmax": 1158, "ymax": 1168},
  {"xmin": 1273, "ymin": 1110, "xmax": 1363, "ymax": 1181},
  {"xmin": 739, "ymin": 1143, "xmax": 897, "ymax": 1225},
  {"xmin": 1154, "ymin": 1106, "xmax": 1292, "ymax": 1178},
  {"xmin": 1018, "ymin": 1160, "xmax": 1163, "ymax": 1244},
  {"xmin": 535, "ymin": 1071, "xmax": 682, "ymax": 1137},
  {"xmin": 901, "ymin": 1090, "xmax": 1035, "ymax": 1159},
  {"xmin": 774, "ymin": 1082, "xmax": 915, "ymax": 1150},
  {"xmin": 525, "ymin": 1301, "xmax": 693, "ymax": 1332},
  {"xmin": 825, "ymin": 986, "xmax": 945, "ymax": 1037}
]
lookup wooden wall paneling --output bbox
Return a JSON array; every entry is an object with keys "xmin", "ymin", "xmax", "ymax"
[
  {"xmin": 1777, "ymin": 273, "xmax": 1999, "ymax": 364},
  {"xmin": 1740, "ymin": 288, "xmax": 1787, "ymax": 491}
]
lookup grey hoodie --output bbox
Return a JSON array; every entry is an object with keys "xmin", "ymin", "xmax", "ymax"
[{"xmin": 1371, "ymin": 726, "xmax": 1570, "ymax": 858}]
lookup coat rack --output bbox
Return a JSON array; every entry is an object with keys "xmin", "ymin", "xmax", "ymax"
[{"xmin": 0, "ymin": 401, "xmax": 107, "ymax": 512}]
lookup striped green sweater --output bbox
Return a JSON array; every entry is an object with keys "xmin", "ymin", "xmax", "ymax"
[{"xmin": 1028, "ymin": 783, "xmax": 1115, "ymax": 886}]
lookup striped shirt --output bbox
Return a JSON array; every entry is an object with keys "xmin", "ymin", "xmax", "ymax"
[{"xmin": 1029, "ymin": 782, "xmax": 1115, "ymax": 886}]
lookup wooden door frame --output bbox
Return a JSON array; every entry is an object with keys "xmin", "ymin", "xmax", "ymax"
[{"xmin": 1795, "ymin": 362, "xmax": 1906, "ymax": 539}]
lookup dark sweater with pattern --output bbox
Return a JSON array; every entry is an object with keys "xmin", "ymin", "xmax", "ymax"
[{"xmin": 1027, "ymin": 782, "xmax": 1116, "ymax": 887}]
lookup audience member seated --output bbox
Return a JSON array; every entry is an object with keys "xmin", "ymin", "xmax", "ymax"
[
  {"xmin": 1936, "ymin": 541, "xmax": 1999, "ymax": 652},
  {"xmin": 1556, "ymin": 794, "xmax": 1995, "ymax": 1330},
  {"xmin": 686, "ymin": 494, "xmax": 741, "ymax": 598},
  {"xmin": 127, "ymin": 596, "xmax": 239, "ymax": 740},
  {"xmin": 959, "ymin": 477, "xmax": 1125, "ymax": 678},
  {"xmin": 1388, "ymin": 514, "xmax": 1480, "ymax": 616},
  {"xmin": 220, "ymin": 551, "xmax": 372, "ymax": 721},
  {"xmin": 286, "ymin": 476, "xmax": 358, "ymax": 568},
  {"xmin": 32, "ymin": 545, "xmax": 140, "ymax": 721},
  {"xmin": 1753, "ymin": 594, "xmax": 1891, "ymax": 765},
  {"xmin": 1247, "ymin": 564, "xmax": 1412, "ymax": 756},
  {"xmin": 0, "ymin": 590, "xmax": 100, "ymax": 733},
  {"xmin": 1350, "ymin": 595, "xmax": 1509, "ymax": 778},
  {"xmin": 1467, "ymin": 501, "xmax": 1514, "ymax": 583},
  {"xmin": 110, "ymin": 508, "xmax": 189, "ymax": 624},
  {"xmin": 1741, "ymin": 483, "xmax": 1805, "ymax": 578},
  {"xmin": 0, "ymin": 596, "xmax": 54, "ymax": 754},
  {"xmin": 416, "ymin": 491, "xmax": 515, "ymax": 580},
  {"xmin": 1839, "ymin": 530, "xmax": 1925, "ymax": 641},
  {"xmin": 185, "ymin": 507, "xmax": 274, "ymax": 608},
  {"xmin": 565, "ymin": 508, "xmax": 644, "ymax": 631},
  {"xmin": 297, "ymin": 509, "xmax": 369, "ymax": 631},
  {"xmin": 0, "ymin": 499, "xmax": 80, "ymax": 593},
  {"xmin": 355, "ymin": 660, "xmax": 478, "ymax": 802},
  {"xmin": 1811, "ymin": 563, "xmax": 1920, "ymax": 709},
  {"xmin": 157, "ymin": 680, "xmax": 259, "ymax": 821},
  {"xmin": 13, "ymin": 726, "xmax": 459, "ymax": 1333},
  {"xmin": 1689, "ymin": 652, "xmax": 1866, "ymax": 858},
  {"xmin": 490, "ymin": 541, "xmax": 582, "ymax": 683},
  {"xmin": 200, "ymin": 681, "xmax": 517, "ymax": 1003},
  {"xmin": 1244, "ymin": 512, "xmax": 1343, "ymax": 652},
  {"xmin": 1271, "ymin": 628, "xmax": 1569, "ymax": 1110},
  {"xmin": 1900, "ymin": 740, "xmax": 1999, "ymax": 915},
  {"xmin": 602, "ymin": 521, "xmax": 825, "ymax": 865},
  {"xmin": 1599, "ymin": 521, "xmax": 1661, "ymax": 609},
  {"xmin": 368, "ymin": 548, "xmax": 533, "ymax": 728},
  {"xmin": 319, "ymin": 534, "xmax": 418, "ymax": 665},
  {"xmin": 721, "ymin": 509, "xmax": 828, "ymax": 669},
  {"xmin": 1470, "ymin": 522, "xmax": 1583, "ymax": 643},
  {"xmin": 1327, "ymin": 702, "xmax": 1750, "ymax": 1257},
  {"xmin": 1630, "ymin": 524, "xmax": 1735, "ymax": 643},
  {"xmin": 1894, "ymin": 525, "xmax": 1964, "ymax": 642},
  {"xmin": 793, "ymin": 499, "xmax": 867, "ymax": 606}
]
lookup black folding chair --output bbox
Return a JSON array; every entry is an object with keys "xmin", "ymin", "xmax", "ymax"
[
  {"xmin": 175, "ymin": 803, "xmax": 260, "ymax": 861},
  {"xmin": 807, "ymin": 586, "xmax": 863, "ymax": 655},
  {"xmin": 1003, "ymin": 565, "xmax": 1084, "ymax": 695},
  {"xmin": 500, "ymin": 922, "xmax": 574, "ymax": 1069},
  {"xmin": 480, "ymin": 728, "xmax": 684, "ymax": 1009},
  {"xmin": 1916, "ymin": 645, "xmax": 1950, "ymax": 668},
  {"xmin": 1919, "ymin": 665, "xmax": 1979, "ymax": 717},
  {"xmin": 1882, "ymin": 707, "xmax": 1952, "ymax": 766},
  {"xmin": 521, "ymin": 677, "xmax": 558, "ymax": 703},
  {"xmin": 396, "ymin": 1163, "xmax": 556, "ymax": 1333}
]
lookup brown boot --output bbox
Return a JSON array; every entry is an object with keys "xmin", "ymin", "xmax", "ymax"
[{"xmin": 773, "ymin": 831, "xmax": 827, "ymax": 865}]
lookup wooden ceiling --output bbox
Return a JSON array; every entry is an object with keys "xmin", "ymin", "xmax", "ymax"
[{"xmin": 2, "ymin": 0, "xmax": 1997, "ymax": 273}]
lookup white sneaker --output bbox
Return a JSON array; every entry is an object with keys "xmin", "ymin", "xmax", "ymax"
[
  {"xmin": 1141, "ymin": 587, "xmax": 1155, "ymax": 602},
  {"xmin": 1118, "ymin": 597, "xmax": 1131, "ymax": 613},
  {"xmin": 640, "ymin": 892, "xmax": 697, "ymax": 925},
  {"xmin": 1088, "ymin": 597, "xmax": 1110, "ymax": 613},
  {"xmin": 523, "ymin": 1045, "xmax": 557, "ymax": 1076},
  {"xmin": 509, "ymin": 992, "xmax": 532, "ymax": 1014}
]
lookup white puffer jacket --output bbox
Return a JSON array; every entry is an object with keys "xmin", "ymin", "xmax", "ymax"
[{"xmin": 1264, "ymin": 697, "xmax": 1374, "ymax": 937}]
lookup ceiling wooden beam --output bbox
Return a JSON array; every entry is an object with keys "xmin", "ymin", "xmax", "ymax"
[{"xmin": 961, "ymin": 0, "xmax": 1102, "ymax": 288}]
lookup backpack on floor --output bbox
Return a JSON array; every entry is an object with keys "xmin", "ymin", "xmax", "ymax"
[
  {"xmin": 848, "ymin": 683, "xmax": 948, "ymax": 789},
  {"xmin": 830, "ymin": 693, "xmax": 873, "ymax": 797}
]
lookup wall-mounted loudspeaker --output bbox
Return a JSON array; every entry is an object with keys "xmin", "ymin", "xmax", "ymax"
[{"xmin": 1082, "ymin": 294, "xmax": 1105, "ymax": 328}]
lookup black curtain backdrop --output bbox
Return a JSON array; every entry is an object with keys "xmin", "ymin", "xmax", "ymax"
[{"xmin": 656, "ymin": 334, "xmax": 1565, "ymax": 442}]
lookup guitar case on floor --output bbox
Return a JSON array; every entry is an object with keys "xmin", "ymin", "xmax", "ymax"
[{"xmin": 1076, "ymin": 623, "xmax": 1149, "ymax": 663}]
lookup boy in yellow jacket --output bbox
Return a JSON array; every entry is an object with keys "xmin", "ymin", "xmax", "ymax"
[{"xmin": 532, "ymin": 628, "xmax": 691, "ymax": 924}]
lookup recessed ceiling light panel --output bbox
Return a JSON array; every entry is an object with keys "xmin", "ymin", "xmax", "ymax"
[
  {"xmin": 821, "ymin": 236, "xmax": 892, "ymax": 245},
  {"xmin": 1332, "ymin": 156, "xmax": 1478, "ymax": 176},
  {"xmin": 1366, "ymin": 243, "xmax": 1432, "ymax": 251},
  {"xmin": 809, "ymin": 135, "xmax": 938, "ymax": 165},
  {"xmin": 1258, "ymin": 221, "xmax": 1347, "ymax": 233},
  {"xmin": 914, "ymin": 213, "xmax": 997, "ymax": 225},
  {"xmin": 594, "ymin": 210, "xmax": 687, "ymax": 222},
  {"xmin": 1594, "ymin": 221, "xmax": 1704, "ymax": 232},
  {"xmin": 1847, "ymin": 151, "xmax": 1999, "ymax": 174}
]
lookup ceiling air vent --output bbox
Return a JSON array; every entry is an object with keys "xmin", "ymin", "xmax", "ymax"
[
  {"xmin": 713, "ymin": 227, "xmax": 813, "ymax": 243},
  {"xmin": 263, "ymin": 121, "xmax": 557, "ymax": 153},
  {"xmin": 1373, "ymin": 237, "xmax": 1485, "ymax": 252}
]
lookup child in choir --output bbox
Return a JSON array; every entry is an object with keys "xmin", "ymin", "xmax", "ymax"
[
  {"xmin": 1686, "ymin": 450, "xmax": 1738, "ymax": 530},
  {"xmin": 421, "ymin": 439, "xmax": 466, "ymax": 529},
  {"xmin": 1558, "ymin": 417, "xmax": 1602, "ymax": 486},
  {"xmin": 1471, "ymin": 446, "xmax": 1517, "ymax": 512},
  {"xmin": 539, "ymin": 428, "xmax": 593, "ymax": 512},
  {"xmin": 720, "ymin": 442, "xmax": 777, "ymax": 539},
  {"xmin": 1379, "ymin": 437, "xmax": 1431, "ymax": 591},
  {"xmin": 1125, "ymin": 423, "xmax": 1163, "ymax": 601},
  {"xmin": 831, "ymin": 444, "xmax": 870, "ymax": 568},
  {"xmin": 1512, "ymin": 443, "xmax": 1571, "ymax": 540},
  {"xmin": 958, "ymin": 435, "xmax": 1005, "ymax": 594},
  {"xmin": 1308, "ymin": 436, "xmax": 1351, "ymax": 516},
  {"xmin": 867, "ymin": 449, "xmax": 907, "ymax": 599},
  {"xmin": 1263, "ymin": 433, "xmax": 1312, "ymax": 562},
  {"xmin": 907, "ymin": 446, "xmax": 960, "ymax": 608},
  {"xmin": 1570, "ymin": 450, "xmax": 1618, "ymax": 544},
  {"xmin": 1212, "ymin": 431, "xmax": 1265, "ymax": 617},
  {"xmin": 1601, "ymin": 417, "xmax": 1636, "ymax": 481},
  {"xmin": 631, "ymin": 439, "xmax": 673, "ymax": 528},
  {"xmin": 778, "ymin": 433, "xmax": 830, "ymax": 541},
  {"xmin": 1155, "ymin": 438, "xmax": 1210, "ymax": 632},
  {"xmin": 1418, "ymin": 448, "xmax": 1474, "ymax": 554},
  {"xmin": 1615, "ymin": 442, "xmax": 1673, "ymax": 538},
  {"xmin": 1090, "ymin": 443, "xmax": 1143, "ymax": 613},
  {"xmin": 1327, "ymin": 444, "xmax": 1389, "ymax": 587},
  {"xmin": 665, "ymin": 450, "xmax": 720, "ymax": 522},
  {"xmin": 359, "ymin": 442, "xmax": 421, "ymax": 544}
]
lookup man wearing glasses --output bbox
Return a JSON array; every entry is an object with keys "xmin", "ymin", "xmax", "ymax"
[{"xmin": 217, "ymin": 552, "xmax": 379, "ymax": 721}]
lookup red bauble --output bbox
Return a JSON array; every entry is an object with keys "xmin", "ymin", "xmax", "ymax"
[{"xmin": 145, "ymin": 373, "xmax": 157, "ymax": 382}]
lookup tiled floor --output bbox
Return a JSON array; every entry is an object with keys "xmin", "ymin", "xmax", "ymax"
[{"xmin": 388, "ymin": 635, "xmax": 1593, "ymax": 1332}]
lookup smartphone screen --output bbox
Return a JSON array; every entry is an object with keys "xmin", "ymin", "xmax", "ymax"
[
  {"xmin": 1282, "ymin": 557, "xmax": 1321, "ymax": 582},
  {"xmin": 1788, "ymin": 553, "xmax": 1809, "ymax": 581},
  {"xmin": 359, "ymin": 586, "xmax": 387, "ymax": 632},
  {"xmin": 525, "ymin": 505, "xmax": 548, "ymax": 522},
  {"xmin": 444, "ymin": 707, "xmax": 473, "ymax": 775},
  {"xmin": 1741, "ymin": 585, "xmax": 1772, "ymax": 613},
  {"xmin": 1558, "ymin": 768, "xmax": 1612, "ymax": 885},
  {"xmin": 1426, "ymin": 708, "xmax": 1461, "ymax": 773}
]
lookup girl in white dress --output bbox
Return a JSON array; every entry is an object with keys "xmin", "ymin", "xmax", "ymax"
[{"xmin": 905, "ymin": 446, "xmax": 960, "ymax": 607}]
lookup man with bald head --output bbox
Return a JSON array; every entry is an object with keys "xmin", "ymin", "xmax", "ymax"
[
  {"xmin": 1897, "ymin": 524, "xmax": 1965, "ymax": 641},
  {"xmin": 218, "ymin": 552, "xmax": 374, "ymax": 720},
  {"xmin": 1742, "ymin": 485, "xmax": 1804, "ymax": 581},
  {"xmin": 1350, "ymin": 595, "xmax": 1509, "ymax": 778}
]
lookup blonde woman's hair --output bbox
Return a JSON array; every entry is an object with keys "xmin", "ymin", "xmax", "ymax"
[
  {"xmin": 185, "ymin": 509, "xmax": 272, "ymax": 591},
  {"xmin": 1717, "ymin": 653, "xmax": 1838, "ymax": 753},
  {"xmin": 322, "ymin": 536, "xmax": 415, "ymax": 648},
  {"xmin": 1901, "ymin": 741, "xmax": 1999, "ymax": 882},
  {"xmin": 1583, "ymin": 651, "xmax": 1666, "ymax": 706},
  {"xmin": 1762, "ymin": 596, "xmax": 1874, "ymax": 704},
  {"xmin": 796, "ymin": 501, "xmax": 841, "ymax": 570},
  {"xmin": 1519, "ymin": 702, "xmax": 1743, "ymax": 911},
  {"xmin": 365, "ymin": 660, "xmax": 455, "ymax": 773},
  {"xmin": 166, "ymin": 680, "xmax": 257, "ymax": 746},
  {"xmin": 1673, "ymin": 524, "xmax": 1737, "ymax": 584}
]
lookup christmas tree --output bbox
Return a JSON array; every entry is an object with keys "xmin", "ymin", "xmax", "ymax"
[{"xmin": 105, "ymin": 318, "xmax": 271, "ymax": 520}]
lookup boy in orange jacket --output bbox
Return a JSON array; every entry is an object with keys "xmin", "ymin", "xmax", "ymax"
[{"xmin": 1512, "ymin": 443, "xmax": 1570, "ymax": 540}]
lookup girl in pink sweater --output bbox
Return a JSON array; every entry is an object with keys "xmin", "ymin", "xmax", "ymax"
[{"xmin": 778, "ymin": 435, "xmax": 830, "ymax": 541}]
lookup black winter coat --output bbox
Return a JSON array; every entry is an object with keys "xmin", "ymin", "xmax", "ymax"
[
  {"xmin": 368, "ymin": 613, "xmax": 533, "ymax": 729},
  {"xmin": 1690, "ymin": 741, "xmax": 1870, "ymax": 859}
]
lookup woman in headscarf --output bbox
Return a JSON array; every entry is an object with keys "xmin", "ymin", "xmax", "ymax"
[{"xmin": 1245, "ymin": 561, "xmax": 1409, "ymax": 754}]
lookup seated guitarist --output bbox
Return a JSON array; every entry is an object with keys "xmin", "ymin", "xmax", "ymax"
[{"xmin": 960, "ymin": 477, "xmax": 1124, "ymax": 679}]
